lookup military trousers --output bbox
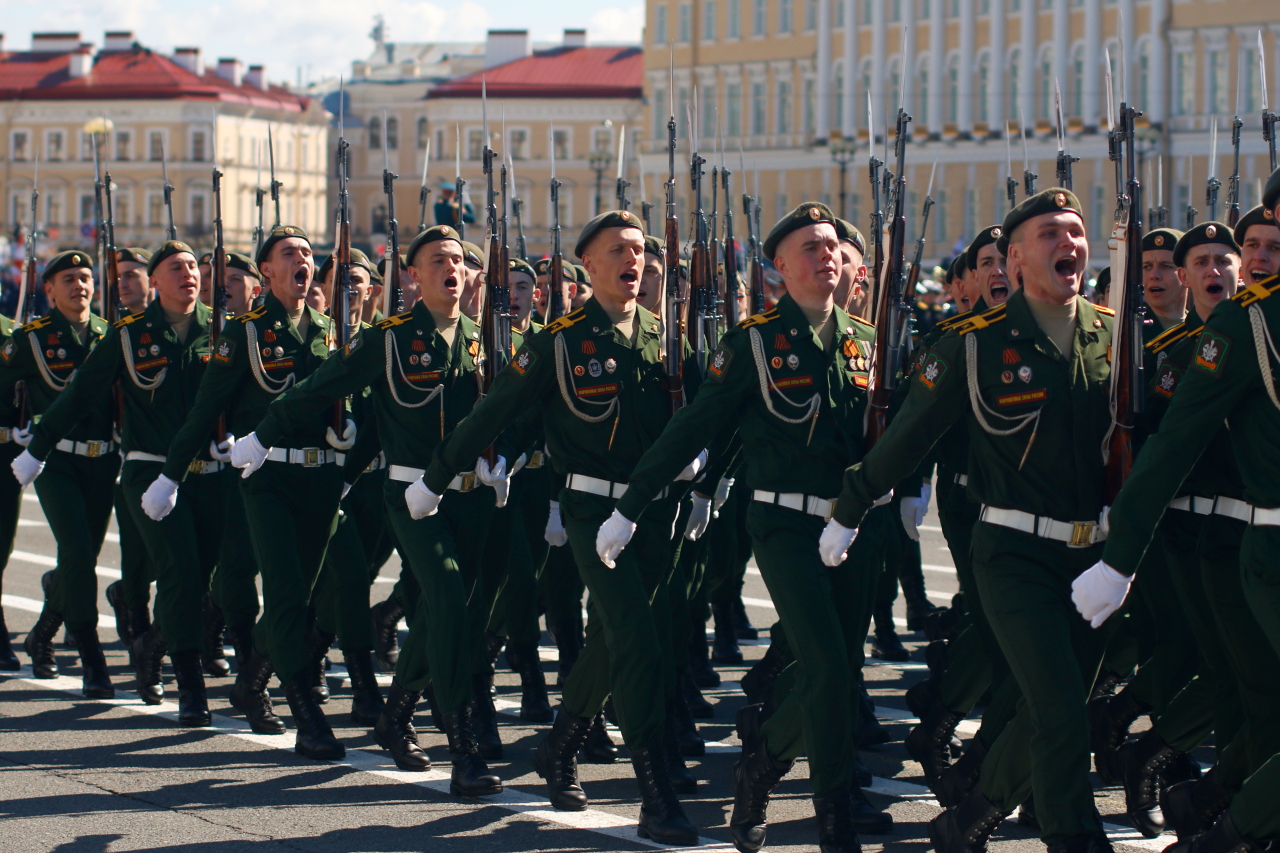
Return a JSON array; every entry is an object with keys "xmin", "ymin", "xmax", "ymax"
[
  {"xmin": 538, "ymin": 516, "xmax": 586, "ymax": 640},
  {"xmin": 0, "ymin": 442, "xmax": 24, "ymax": 594},
  {"xmin": 240, "ymin": 461, "xmax": 342, "ymax": 683},
  {"xmin": 37, "ymin": 449, "xmax": 120, "ymax": 632},
  {"xmin": 483, "ymin": 464, "xmax": 551, "ymax": 652},
  {"xmin": 751, "ymin": 501, "xmax": 881, "ymax": 795},
  {"xmin": 973, "ymin": 522, "xmax": 1111, "ymax": 844},
  {"xmin": 113, "ymin": 481, "xmax": 154, "ymax": 611},
  {"xmin": 559, "ymin": 487, "xmax": 679, "ymax": 749},
  {"xmin": 120, "ymin": 460, "xmax": 228, "ymax": 653},
  {"xmin": 211, "ymin": 483, "xmax": 261, "ymax": 631},
  {"xmin": 311, "ymin": 496, "xmax": 376, "ymax": 653},
  {"xmin": 385, "ymin": 481, "xmax": 493, "ymax": 710}
]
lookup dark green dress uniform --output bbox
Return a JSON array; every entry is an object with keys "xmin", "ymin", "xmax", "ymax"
[
  {"xmin": 0, "ymin": 314, "xmax": 23, "ymax": 669},
  {"xmin": 0, "ymin": 309, "xmax": 119, "ymax": 635},
  {"xmin": 162, "ymin": 292, "xmax": 341, "ymax": 686},
  {"xmin": 833, "ymin": 289, "xmax": 1117, "ymax": 843},
  {"xmin": 1103, "ymin": 275, "xmax": 1280, "ymax": 842}
]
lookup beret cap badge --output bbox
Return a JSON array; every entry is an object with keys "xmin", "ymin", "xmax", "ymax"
[
  {"xmin": 72, "ymin": 255, "xmax": 81, "ymax": 264},
  {"xmin": 809, "ymin": 207, "xmax": 821, "ymax": 219},
  {"xmin": 1206, "ymin": 224, "xmax": 1217, "ymax": 238},
  {"xmin": 991, "ymin": 227, "xmax": 1001, "ymax": 237},
  {"xmin": 1154, "ymin": 234, "xmax": 1164, "ymax": 246},
  {"xmin": 1054, "ymin": 192, "xmax": 1068, "ymax": 208}
]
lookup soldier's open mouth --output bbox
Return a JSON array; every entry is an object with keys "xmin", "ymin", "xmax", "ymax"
[
  {"xmin": 990, "ymin": 284, "xmax": 1008, "ymax": 300},
  {"xmin": 1250, "ymin": 268, "xmax": 1271, "ymax": 283},
  {"xmin": 1054, "ymin": 257, "xmax": 1078, "ymax": 277},
  {"xmin": 1206, "ymin": 282, "xmax": 1224, "ymax": 296},
  {"xmin": 620, "ymin": 271, "xmax": 637, "ymax": 283},
  {"xmin": 444, "ymin": 276, "xmax": 457, "ymax": 289},
  {"xmin": 294, "ymin": 269, "xmax": 309, "ymax": 285}
]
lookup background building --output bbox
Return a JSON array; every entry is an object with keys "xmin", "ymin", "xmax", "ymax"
[{"xmin": 639, "ymin": 0, "xmax": 1280, "ymax": 269}]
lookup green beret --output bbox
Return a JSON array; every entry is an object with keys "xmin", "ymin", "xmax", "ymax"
[
  {"xmin": 573, "ymin": 264, "xmax": 591, "ymax": 285},
  {"xmin": 966, "ymin": 224, "xmax": 1005, "ymax": 272},
  {"xmin": 460, "ymin": 241, "xmax": 486, "ymax": 269},
  {"xmin": 225, "ymin": 252, "xmax": 260, "ymax": 278},
  {"xmin": 1094, "ymin": 266, "xmax": 1111, "ymax": 296},
  {"xmin": 508, "ymin": 257, "xmax": 536, "ymax": 280},
  {"xmin": 117, "ymin": 247, "xmax": 152, "ymax": 266},
  {"xmin": 1173, "ymin": 221, "xmax": 1239, "ymax": 267},
  {"xmin": 1263, "ymin": 165, "xmax": 1280, "ymax": 215},
  {"xmin": 997, "ymin": 188, "xmax": 1083, "ymax": 255},
  {"xmin": 318, "ymin": 248, "xmax": 380, "ymax": 283},
  {"xmin": 255, "ymin": 224, "xmax": 310, "ymax": 266},
  {"xmin": 763, "ymin": 202, "xmax": 837, "ymax": 262},
  {"xmin": 405, "ymin": 225, "xmax": 463, "ymax": 267},
  {"xmin": 146, "ymin": 240, "xmax": 196, "ymax": 276},
  {"xmin": 1233, "ymin": 205, "xmax": 1279, "ymax": 247},
  {"xmin": 643, "ymin": 235, "xmax": 664, "ymax": 257},
  {"xmin": 376, "ymin": 254, "xmax": 407, "ymax": 280},
  {"xmin": 833, "ymin": 219, "xmax": 866, "ymax": 255},
  {"xmin": 41, "ymin": 250, "xmax": 94, "ymax": 283},
  {"xmin": 533, "ymin": 257, "xmax": 552, "ymax": 276},
  {"xmin": 1141, "ymin": 228, "xmax": 1183, "ymax": 253},
  {"xmin": 574, "ymin": 209, "xmax": 645, "ymax": 259},
  {"xmin": 199, "ymin": 252, "xmax": 213, "ymax": 266}
]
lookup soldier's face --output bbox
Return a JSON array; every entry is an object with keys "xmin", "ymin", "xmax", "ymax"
[
  {"xmin": 1141, "ymin": 249, "xmax": 1185, "ymax": 318},
  {"xmin": 409, "ymin": 239, "xmax": 465, "ymax": 316},
  {"xmin": 199, "ymin": 263, "xmax": 212, "ymax": 306},
  {"xmin": 305, "ymin": 283, "xmax": 327, "ymax": 313},
  {"xmin": 460, "ymin": 262, "xmax": 485, "ymax": 317},
  {"xmin": 581, "ymin": 227, "xmax": 644, "ymax": 307},
  {"xmin": 948, "ymin": 271, "xmax": 973, "ymax": 312},
  {"xmin": 117, "ymin": 261, "xmax": 151, "ymax": 313},
  {"xmin": 152, "ymin": 252, "xmax": 200, "ymax": 314},
  {"xmin": 638, "ymin": 252, "xmax": 664, "ymax": 312},
  {"xmin": 774, "ymin": 223, "xmax": 841, "ymax": 303},
  {"xmin": 975, "ymin": 244, "xmax": 1011, "ymax": 306},
  {"xmin": 1177, "ymin": 244, "xmax": 1241, "ymax": 321},
  {"xmin": 510, "ymin": 271, "xmax": 535, "ymax": 320},
  {"xmin": 834, "ymin": 242, "xmax": 866, "ymax": 309},
  {"xmin": 262, "ymin": 238, "xmax": 315, "ymax": 303},
  {"xmin": 226, "ymin": 271, "xmax": 261, "ymax": 316},
  {"xmin": 1240, "ymin": 224, "xmax": 1280, "ymax": 284},
  {"xmin": 1007, "ymin": 211, "xmax": 1088, "ymax": 305},
  {"xmin": 322, "ymin": 264, "xmax": 372, "ymax": 324},
  {"xmin": 45, "ymin": 267, "xmax": 95, "ymax": 317}
]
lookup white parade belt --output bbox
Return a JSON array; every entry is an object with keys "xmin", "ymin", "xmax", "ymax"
[
  {"xmin": 1168, "ymin": 495, "xmax": 1215, "ymax": 515},
  {"xmin": 124, "ymin": 451, "xmax": 224, "ymax": 475},
  {"xmin": 387, "ymin": 465, "xmax": 477, "ymax": 492},
  {"xmin": 55, "ymin": 439, "xmax": 114, "ymax": 458},
  {"xmin": 265, "ymin": 447, "xmax": 335, "ymax": 467},
  {"xmin": 979, "ymin": 504, "xmax": 1106, "ymax": 548},
  {"xmin": 752, "ymin": 489, "xmax": 835, "ymax": 520},
  {"xmin": 566, "ymin": 473, "xmax": 667, "ymax": 502}
]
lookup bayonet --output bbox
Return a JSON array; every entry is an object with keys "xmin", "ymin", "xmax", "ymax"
[
  {"xmin": 1206, "ymin": 116, "xmax": 1221, "ymax": 222},
  {"xmin": 510, "ymin": 153, "xmax": 527, "ymax": 261},
  {"xmin": 160, "ymin": 138, "xmax": 177, "ymax": 241},
  {"xmin": 329, "ymin": 78, "xmax": 355, "ymax": 431},
  {"xmin": 478, "ymin": 78, "xmax": 514, "ymax": 432},
  {"xmin": 268, "ymin": 125, "xmax": 282, "ymax": 227},
  {"xmin": 1260, "ymin": 30, "xmax": 1277, "ymax": 171},
  {"xmin": 1019, "ymin": 108, "xmax": 1037, "ymax": 196},
  {"xmin": 418, "ymin": 137, "xmax": 431, "ymax": 233},
  {"xmin": 381, "ymin": 108, "xmax": 404, "ymax": 315},
  {"xmin": 1228, "ymin": 54, "xmax": 1244, "ymax": 227},
  {"xmin": 1054, "ymin": 79, "xmax": 1078, "ymax": 189},
  {"xmin": 615, "ymin": 124, "xmax": 630, "ymax": 211},
  {"xmin": 664, "ymin": 77, "xmax": 687, "ymax": 413}
]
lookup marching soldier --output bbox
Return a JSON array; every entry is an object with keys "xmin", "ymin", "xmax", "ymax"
[
  {"xmin": 0, "ymin": 283, "xmax": 22, "ymax": 671},
  {"xmin": 7, "ymin": 251, "xmax": 119, "ymax": 698},
  {"xmin": 225, "ymin": 253, "xmax": 263, "ymax": 317}
]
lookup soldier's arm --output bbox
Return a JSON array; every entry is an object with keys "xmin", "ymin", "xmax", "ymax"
[
  {"xmin": 161, "ymin": 322, "xmax": 247, "ymax": 481},
  {"xmin": 27, "ymin": 327, "xmax": 123, "ymax": 460},
  {"xmin": 1103, "ymin": 308, "xmax": 1257, "ymax": 575},
  {"xmin": 832, "ymin": 332, "xmax": 969, "ymax": 528},
  {"xmin": 341, "ymin": 412, "xmax": 382, "ymax": 484},
  {"xmin": 0, "ymin": 331, "xmax": 34, "ymax": 406},
  {"xmin": 255, "ymin": 327, "xmax": 382, "ymax": 448}
]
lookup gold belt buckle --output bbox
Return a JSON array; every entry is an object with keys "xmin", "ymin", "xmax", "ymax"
[
  {"xmin": 528, "ymin": 450, "xmax": 544, "ymax": 469},
  {"xmin": 188, "ymin": 460, "xmax": 204, "ymax": 475},
  {"xmin": 85, "ymin": 440, "xmax": 106, "ymax": 458},
  {"xmin": 1068, "ymin": 521, "xmax": 1096, "ymax": 548},
  {"xmin": 0, "ymin": 428, "xmax": 10, "ymax": 443},
  {"xmin": 459, "ymin": 472, "xmax": 477, "ymax": 492},
  {"xmin": 303, "ymin": 448, "xmax": 322, "ymax": 467}
]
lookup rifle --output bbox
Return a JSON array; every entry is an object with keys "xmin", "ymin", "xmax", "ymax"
[
  {"xmin": 509, "ymin": 155, "xmax": 528, "ymax": 261},
  {"xmin": 709, "ymin": 154, "xmax": 722, "ymax": 339},
  {"xmin": 1153, "ymin": 156, "xmax": 1169, "ymax": 228},
  {"xmin": 868, "ymin": 93, "xmax": 886, "ymax": 292},
  {"xmin": 210, "ymin": 116, "xmax": 230, "ymax": 443},
  {"xmin": 160, "ymin": 138, "xmax": 177, "ymax": 241},
  {"xmin": 1206, "ymin": 117, "xmax": 1221, "ymax": 222},
  {"xmin": 478, "ymin": 80, "xmax": 514, "ymax": 408},
  {"xmin": 905, "ymin": 156, "xmax": 937, "ymax": 296},
  {"xmin": 687, "ymin": 101, "xmax": 713, "ymax": 373},
  {"xmin": 1054, "ymin": 79, "xmax": 1079, "ymax": 190},
  {"xmin": 253, "ymin": 140, "xmax": 266, "ymax": 260},
  {"xmin": 331, "ymin": 80, "xmax": 355, "ymax": 430},
  {"xmin": 663, "ymin": 87, "xmax": 687, "ymax": 413},
  {"xmin": 1019, "ymin": 108, "xmax": 1037, "ymax": 197},
  {"xmin": 101, "ymin": 155, "xmax": 121, "ymax": 324},
  {"xmin": 380, "ymin": 110, "xmax": 404, "ymax": 317},
  {"xmin": 1261, "ymin": 31, "xmax": 1278, "ymax": 172},
  {"xmin": 721, "ymin": 151, "xmax": 739, "ymax": 329},
  {"xmin": 615, "ymin": 125, "xmax": 630, "ymax": 211},
  {"xmin": 418, "ymin": 137, "xmax": 431, "ymax": 233},
  {"xmin": 866, "ymin": 107, "xmax": 913, "ymax": 448},
  {"xmin": 14, "ymin": 157, "xmax": 40, "ymax": 429},
  {"xmin": 740, "ymin": 147, "xmax": 765, "ymax": 315},
  {"xmin": 547, "ymin": 121, "xmax": 569, "ymax": 324},
  {"xmin": 90, "ymin": 125, "xmax": 108, "ymax": 316},
  {"xmin": 453, "ymin": 124, "xmax": 466, "ymax": 239},
  {"xmin": 268, "ymin": 125, "xmax": 282, "ymax": 227},
  {"xmin": 1228, "ymin": 60, "xmax": 1243, "ymax": 228}
]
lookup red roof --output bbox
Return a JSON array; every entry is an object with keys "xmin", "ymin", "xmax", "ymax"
[
  {"xmin": 0, "ymin": 48, "xmax": 309, "ymax": 111},
  {"xmin": 429, "ymin": 46, "xmax": 642, "ymax": 100}
]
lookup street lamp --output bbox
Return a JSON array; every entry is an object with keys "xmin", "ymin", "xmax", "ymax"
[
  {"xmin": 830, "ymin": 136, "xmax": 857, "ymax": 221},
  {"xmin": 588, "ymin": 148, "xmax": 614, "ymax": 216}
]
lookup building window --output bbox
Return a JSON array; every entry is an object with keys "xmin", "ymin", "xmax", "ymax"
[
  {"xmin": 149, "ymin": 194, "xmax": 164, "ymax": 227},
  {"xmin": 950, "ymin": 0, "xmax": 960, "ymax": 17},
  {"xmin": 805, "ymin": 0, "xmax": 817, "ymax": 31},
  {"xmin": 191, "ymin": 195, "xmax": 206, "ymax": 231},
  {"xmin": 835, "ymin": 0, "xmax": 844, "ymax": 27},
  {"xmin": 1137, "ymin": 41, "xmax": 1152, "ymax": 115},
  {"xmin": 1207, "ymin": 48, "xmax": 1229, "ymax": 114},
  {"xmin": 777, "ymin": 193, "xmax": 789, "ymax": 220},
  {"xmin": 593, "ymin": 128, "xmax": 612, "ymax": 151},
  {"xmin": 417, "ymin": 117, "xmax": 430, "ymax": 149},
  {"xmin": 386, "ymin": 117, "xmax": 399, "ymax": 150},
  {"xmin": 704, "ymin": 0, "xmax": 717, "ymax": 40},
  {"xmin": 115, "ymin": 195, "xmax": 129, "ymax": 229},
  {"xmin": 12, "ymin": 131, "xmax": 29, "ymax": 162},
  {"xmin": 553, "ymin": 129, "xmax": 570, "ymax": 161},
  {"xmin": 1039, "ymin": 48, "xmax": 1053, "ymax": 122},
  {"xmin": 1071, "ymin": 45, "xmax": 1085, "ymax": 118},
  {"xmin": 79, "ymin": 194, "xmax": 94, "ymax": 225},
  {"xmin": 751, "ymin": 81, "xmax": 767, "ymax": 134},
  {"xmin": 372, "ymin": 204, "xmax": 388, "ymax": 234},
  {"xmin": 980, "ymin": 0, "xmax": 990, "ymax": 12},
  {"xmin": 780, "ymin": 0, "xmax": 793, "ymax": 34},
  {"xmin": 468, "ymin": 130, "xmax": 484, "ymax": 160},
  {"xmin": 654, "ymin": 5, "xmax": 668, "ymax": 44},
  {"xmin": 977, "ymin": 53, "xmax": 991, "ymax": 124},
  {"xmin": 777, "ymin": 80, "xmax": 793, "ymax": 133},
  {"xmin": 1172, "ymin": 51, "xmax": 1195, "ymax": 116},
  {"xmin": 804, "ymin": 78, "xmax": 815, "ymax": 134},
  {"xmin": 834, "ymin": 72, "xmax": 844, "ymax": 129},
  {"xmin": 727, "ymin": 0, "xmax": 741, "ymax": 37},
  {"xmin": 947, "ymin": 55, "xmax": 960, "ymax": 124},
  {"xmin": 934, "ymin": 190, "xmax": 947, "ymax": 243},
  {"xmin": 191, "ymin": 130, "xmax": 207, "ymax": 162},
  {"xmin": 753, "ymin": 0, "xmax": 767, "ymax": 35},
  {"xmin": 46, "ymin": 192, "xmax": 63, "ymax": 226},
  {"xmin": 47, "ymin": 131, "xmax": 65, "ymax": 162},
  {"xmin": 889, "ymin": 59, "xmax": 902, "ymax": 116},
  {"xmin": 653, "ymin": 88, "xmax": 668, "ymax": 136},
  {"xmin": 1008, "ymin": 48, "xmax": 1021, "ymax": 123},
  {"xmin": 918, "ymin": 62, "xmax": 930, "ymax": 126},
  {"xmin": 80, "ymin": 132, "xmax": 95, "ymax": 161},
  {"xmin": 890, "ymin": 0, "xmax": 901, "ymax": 22},
  {"xmin": 863, "ymin": 0, "xmax": 872, "ymax": 24},
  {"xmin": 678, "ymin": 2, "xmax": 692, "ymax": 42},
  {"xmin": 921, "ymin": 0, "xmax": 931, "ymax": 18},
  {"xmin": 510, "ymin": 129, "xmax": 528, "ymax": 159},
  {"xmin": 1010, "ymin": 0, "xmax": 1020, "ymax": 10},
  {"xmin": 701, "ymin": 86, "xmax": 718, "ymax": 138},
  {"xmin": 1242, "ymin": 46, "xmax": 1262, "ymax": 112},
  {"xmin": 727, "ymin": 83, "xmax": 743, "ymax": 135},
  {"xmin": 149, "ymin": 131, "xmax": 163, "ymax": 161},
  {"xmin": 369, "ymin": 116, "xmax": 382, "ymax": 149}
]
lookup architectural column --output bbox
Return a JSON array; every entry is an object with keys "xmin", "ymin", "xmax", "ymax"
[
  {"xmin": 871, "ymin": 0, "xmax": 886, "ymax": 140},
  {"xmin": 1052, "ymin": 0, "xmax": 1068, "ymax": 122},
  {"xmin": 1019, "ymin": 0, "xmax": 1036, "ymax": 130},
  {"xmin": 989, "ymin": 0, "xmax": 1006, "ymax": 134},
  {"xmin": 841, "ymin": 0, "xmax": 857, "ymax": 137},
  {"xmin": 816, "ymin": 0, "xmax": 832, "ymax": 140},
  {"xmin": 929, "ymin": 0, "xmax": 945, "ymax": 135},
  {"xmin": 1083, "ymin": 0, "xmax": 1100, "ymax": 129},
  {"xmin": 958, "ymin": 0, "xmax": 975, "ymax": 135}
]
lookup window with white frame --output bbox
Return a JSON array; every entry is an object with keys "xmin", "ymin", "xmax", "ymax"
[
  {"xmin": 148, "ymin": 130, "xmax": 164, "ymax": 161},
  {"xmin": 777, "ymin": 80, "xmax": 793, "ymax": 133},
  {"xmin": 417, "ymin": 117, "xmax": 430, "ymax": 149},
  {"xmin": 751, "ymin": 81, "xmax": 767, "ymax": 134},
  {"xmin": 728, "ymin": 0, "xmax": 741, "ymax": 37},
  {"xmin": 191, "ymin": 129, "xmax": 208, "ymax": 162},
  {"xmin": 977, "ymin": 52, "xmax": 991, "ymax": 124},
  {"xmin": 654, "ymin": 5, "xmax": 669, "ymax": 44},
  {"xmin": 678, "ymin": 2, "xmax": 692, "ymax": 42},
  {"xmin": 386, "ymin": 116, "xmax": 399, "ymax": 149},
  {"xmin": 1173, "ymin": 50, "xmax": 1195, "ymax": 116},
  {"xmin": 12, "ymin": 131, "xmax": 29, "ymax": 161},
  {"xmin": 554, "ymin": 128, "xmax": 571, "ymax": 161},
  {"xmin": 780, "ymin": 0, "xmax": 793, "ymax": 34},
  {"xmin": 727, "ymin": 83, "xmax": 743, "ymax": 135},
  {"xmin": 510, "ymin": 128, "xmax": 528, "ymax": 159},
  {"xmin": 1207, "ymin": 47, "xmax": 1229, "ymax": 114},
  {"xmin": 753, "ymin": 0, "xmax": 767, "ymax": 35},
  {"xmin": 47, "ymin": 130, "xmax": 65, "ymax": 162},
  {"xmin": 704, "ymin": 0, "xmax": 717, "ymax": 40}
]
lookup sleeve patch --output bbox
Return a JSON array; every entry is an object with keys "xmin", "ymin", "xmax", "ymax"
[
  {"xmin": 916, "ymin": 352, "xmax": 950, "ymax": 392},
  {"xmin": 213, "ymin": 337, "xmax": 236, "ymax": 363},
  {"xmin": 511, "ymin": 344, "xmax": 540, "ymax": 376},
  {"xmin": 706, "ymin": 343, "xmax": 735, "ymax": 381},
  {"xmin": 1153, "ymin": 363, "xmax": 1182, "ymax": 398},
  {"xmin": 1191, "ymin": 329, "xmax": 1231, "ymax": 376},
  {"xmin": 342, "ymin": 333, "xmax": 363, "ymax": 360}
]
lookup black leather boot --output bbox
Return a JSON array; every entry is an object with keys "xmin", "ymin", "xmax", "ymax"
[
  {"xmin": 130, "ymin": 625, "xmax": 167, "ymax": 705},
  {"xmin": 813, "ymin": 788, "xmax": 861, "ymax": 853},
  {"xmin": 128, "ymin": 606, "xmax": 152, "ymax": 651},
  {"xmin": 664, "ymin": 708, "xmax": 698, "ymax": 794},
  {"xmin": 1089, "ymin": 667, "xmax": 1124, "ymax": 703},
  {"xmin": 374, "ymin": 679, "xmax": 429, "ymax": 770},
  {"xmin": 439, "ymin": 704, "xmax": 503, "ymax": 796},
  {"xmin": 870, "ymin": 605, "xmax": 909, "ymax": 662},
  {"xmin": 230, "ymin": 650, "xmax": 286, "ymax": 734},
  {"xmin": 227, "ymin": 621, "xmax": 254, "ymax": 674},
  {"xmin": 630, "ymin": 738, "xmax": 699, "ymax": 846},
  {"xmin": 853, "ymin": 754, "xmax": 873, "ymax": 788},
  {"xmin": 936, "ymin": 734, "xmax": 989, "ymax": 808},
  {"xmin": 307, "ymin": 627, "xmax": 334, "ymax": 704},
  {"xmin": 907, "ymin": 600, "xmax": 941, "ymax": 632},
  {"xmin": 729, "ymin": 737, "xmax": 794, "ymax": 853},
  {"xmin": 1163, "ymin": 810, "xmax": 1266, "ymax": 853},
  {"xmin": 71, "ymin": 627, "xmax": 114, "ymax": 699},
  {"xmin": 925, "ymin": 604, "xmax": 962, "ymax": 642},
  {"xmin": 582, "ymin": 709, "xmax": 620, "ymax": 763},
  {"xmin": 370, "ymin": 596, "xmax": 403, "ymax": 672},
  {"xmin": 851, "ymin": 784, "xmax": 893, "ymax": 833},
  {"xmin": 741, "ymin": 641, "xmax": 787, "ymax": 707},
  {"xmin": 548, "ymin": 617, "xmax": 582, "ymax": 686},
  {"xmin": 283, "ymin": 671, "xmax": 344, "ymax": 760},
  {"xmin": 687, "ymin": 622, "xmax": 720, "ymax": 688},
  {"xmin": 1162, "ymin": 766, "xmax": 1233, "ymax": 841},
  {"xmin": 532, "ymin": 704, "xmax": 592, "ymax": 810},
  {"xmin": 505, "ymin": 645, "xmax": 553, "ymax": 723},
  {"xmin": 104, "ymin": 581, "xmax": 135, "ymax": 646},
  {"xmin": 470, "ymin": 672, "xmax": 503, "ymax": 759},
  {"xmin": 24, "ymin": 599, "xmax": 63, "ymax": 679},
  {"xmin": 171, "ymin": 648, "xmax": 212, "ymax": 727},
  {"xmin": 926, "ymin": 638, "xmax": 951, "ymax": 681},
  {"xmin": 1119, "ymin": 729, "xmax": 1177, "ymax": 837},
  {"xmin": 201, "ymin": 596, "xmax": 231, "ymax": 678},
  {"xmin": 682, "ymin": 669, "xmax": 714, "ymax": 719},
  {"xmin": 856, "ymin": 682, "xmax": 891, "ymax": 747},
  {"xmin": 1089, "ymin": 686, "xmax": 1149, "ymax": 785},
  {"xmin": 669, "ymin": 689, "xmax": 706, "ymax": 757},
  {"xmin": 732, "ymin": 597, "xmax": 759, "ymax": 640},
  {"xmin": 1045, "ymin": 829, "xmax": 1114, "ymax": 853},
  {"xmin": 900, "ymin": 557, "xmax": 938, "ymax": 632},
  {"xmin": 711, "ymin": 601, "xmax": 743, "ymax": 664},
  {"xmin": 0, "ymin": 608, "xmax": 18, "ymax": 671},
  {"xmin": 905, "ymin": 679, "xmax": 961, "ymax": 788},
  {"xmin": 928, "ymin": 786, "xmax": 1009, "ymax": 853},
  {"xmin": 345, "ymin": 649, "xmax": 385, "ymax": 726}
]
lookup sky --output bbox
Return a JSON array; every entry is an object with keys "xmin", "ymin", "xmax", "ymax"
[{"xmin": 4, "ymin": 0, "xmax": 645, "ymax": 86}]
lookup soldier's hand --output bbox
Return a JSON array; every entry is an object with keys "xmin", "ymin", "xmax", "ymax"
[
  {"xmin": 510, "ymin": 452, "xmax": 529, "ymax": 476},
  {"xmin": 405, "ymin": 478, "xmax": 442, "ymax": 519},
  {"xmin": 544, "ymin": 500, "xmax": 568, "ymax": 547},
  {"xmin": 819, "ymin": 518, "xmax": 858, "ymax": 567},
  {"xmin": 325, "ymin": 418, "xmax": 357, "ymax": 451},
  {"xmin": 209, "ymin": 434, "xmax": 235, "ymax": 463},
  {"xmin": 900, "ymin": 487, "xmax": 929, "ymax": 541},
  {"xmin": 141, "ymin": 474, "xmax": 180, "ymax": 521},
  {"xmin": 229, "ymin": 432, "xmax": 270, "ymax": 478},
  {"xmin": 12, "ymin": 426, "xmax": 32, "ymax": 448},
  {"xmin": 596, "ymin": 509, "xmax": 637, "ymax": 568},
  {"xmin": 675, "ymin": 449, "xmax": 709, "ymax": 482},
  {"xmin": 476, "ymin": 455, "xmax": 511, "ymax": 508},
  {"xmin": 684, "ymin": 494, "xmax": 713, "ymax": 541},
  {"xmin": 1071, "ymin": 561, "xmax": 1133, "ymax": 628},
  {"xmin": 10, "ymin": 449, "xmax": 43, "ymax": 488},
  {"xmin": 712, "ymin": 477, "xmax": 735, "ymax": 516}
]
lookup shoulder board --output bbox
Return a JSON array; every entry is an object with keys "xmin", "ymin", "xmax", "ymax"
[
  {"xmin": 237, "ymin": 305, "xmax": 269, "ymax": 323},
  {"xmin": 953, "ymin": 304, "xmax": 1007, "ymax": 336},
  {"xmin": 936, "ymin": 310, "xmax": 975, "ymax": 332},
  {"xmin": 1234, "ymin": 274, "xmax": 1280, "ymax": 308},
  {"xmin": 19, "ymin": 316, "xmax": 51, "ymax": 334},
  {"xmin": 544, "ymin": 306, "xmax": 587, "ymax": 335},
  {"xmin": 375, "ymin": 311, "xmax": 415, "ymax": 330},
  {"xmin": 847, "ymin": 313, "xmax": 874, "ymax": 329},
  {"xmin": 112, "ymin": 312, "xmax": 144, "ymax": 329},
  {"xmin": 738, "ymin": 309, "xmax": 780, "ymax": 329},
  {"xmin": 1093, "ymin": 305, "xmax": 1116, "ymax": 316},
  {"xmin": 1145, "ymin": 322, "xmax": 1190, "ymax": 354}
]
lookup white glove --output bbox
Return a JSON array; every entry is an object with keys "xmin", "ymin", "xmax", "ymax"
[
  {"xmin": 510, "ymin": 452, "xmax": 529, "ymax": 476},
  {"xmin": 872, "ymin": 489, "xmax": 895, "ymax": 507},
  {"xmin": 476, "ymin": 455, "xmax": 511, "ymax": 508},
  {"xmin": 544, "ymin": 500, "xmax": 568, "ymax": 547},
  {"xmin": 684, "ymin": 493, "xmax": 713, "ymax": 541},
  {"xmin": 405, "ymin": 477, "xmax": 442, "ymax": 519},
  {"xmin": 12, "ymin": 426, "xmax": 32, "ymax": 448},
  {"xmin": 595, "ymin": 508, "xmax": 637, "ymax": 569},
  {"xmin": 141, "ymin": 474, "xmax": 180, "ymax": 521},
  {"xmin": 325, "ymin": 418, "xmax": 357, "ymax": 450},
  {"xmin": 1072, "ymin": 561, "xmax": 1133, "ymax": 628},
  {"xmin": 819, "ymin": 518, "xmax": 858, "ymax": 567},
  {"xmin": 712, "ymin": 477, "xmax": 735, "ymax": 515},
  {"xmin": 229, "ymin": 431, "xmax": 270, "ymax": 479},
  {"xmin": 209, "ymin": 434, "xmax": 235, "ymax": 463},
  {"xmin": 1099, "ymin": 505, "xmax": 1111, "ymax": 538},
  {"xmin": 899, "ymin": 484, "xmax": 931, "ymax": 541},
  {"xmin": 11, "ymin": 449, "xmax": 43, "ymax": 487},
  {"xmin": 675, "ymin": 449, "xmax": 709, "ymax": 482},
  {"xmin": 341, "ymin": 482, "xmax": 352, "ymax": 501}
]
